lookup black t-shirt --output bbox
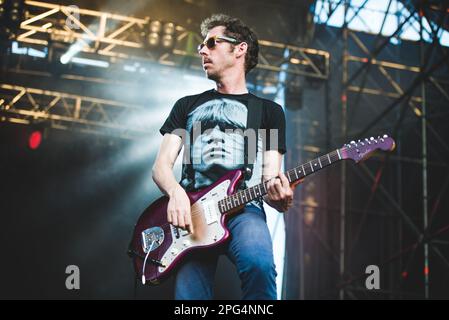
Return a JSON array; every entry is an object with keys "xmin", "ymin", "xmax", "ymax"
[{"xmin": 160, "ymin": 89, "xmax": 286, "ymax": 192}]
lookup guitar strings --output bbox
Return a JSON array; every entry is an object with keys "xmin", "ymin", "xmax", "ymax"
[{"xmin": 156, "ymin": 207, "xmax": 205, "ymax": 230}]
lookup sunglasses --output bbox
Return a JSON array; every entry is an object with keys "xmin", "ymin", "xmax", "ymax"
[{"xmin": 197, "ymin": 35, "xmax": 241, "ymax": 52}]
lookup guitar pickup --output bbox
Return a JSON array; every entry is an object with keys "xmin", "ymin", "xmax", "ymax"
[{"xmin": 202, "ymin": 200, "xmax": 218, "ymax": 225}]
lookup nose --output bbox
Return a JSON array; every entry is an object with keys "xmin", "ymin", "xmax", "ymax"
[
  {"xmin": 199, "ymin": 44, "xmax": 209, "ymax": 56},
  {"xmin": 206, "ymin": 125, "xmax": 225, "ymax": 143}
]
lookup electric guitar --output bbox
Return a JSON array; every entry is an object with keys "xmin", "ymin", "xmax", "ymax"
[{"xmin": 128, "ymin": 135, "xmax": 395, "ymax": 285}]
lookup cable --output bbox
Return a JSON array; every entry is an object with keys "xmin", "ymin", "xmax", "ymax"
[{"xmin": 141, "ymin": 240, "xmax": 156, "ymax": 285}]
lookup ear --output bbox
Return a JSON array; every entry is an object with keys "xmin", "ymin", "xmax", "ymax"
[{"xmin": 235, "ymin": 42, "xmax": 248, "ymax": 59}]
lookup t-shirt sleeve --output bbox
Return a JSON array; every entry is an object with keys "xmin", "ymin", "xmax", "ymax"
[
  {"xmin": 264, "ymin": 101, "xmax": 287, "ymax": 154},
  {"xmin": 159, "ymin": 98, "xmax": 189, "ymax": 137}
]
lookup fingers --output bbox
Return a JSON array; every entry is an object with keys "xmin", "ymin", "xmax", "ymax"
[
  {"xmin": 278, "ymin": 173, "xmax": 293, "ymax": 195},
  {"xmin": 267, "ymin": 175, "xmax": 289, "ymax": 201},
  {"xmin": 266, "ymin": 173, "xmax": 298, "ymax": 207},
  {"xmin": 177, "ymin": 209, "xmax": 186, "ymax": 229},
  {"xmin": 273, "ymin": 177, "xmax": 286, "ymax": 198},
  {"xmin": 267, "ymin": 177, "xmax": 281, "ymax": 201},
  {"xmin": 184, "ymin": 210, "xmax": 194, "ymax": 234},
  {"xmin": 167, "ymin": 203, "xmax": 193, "ymax": 234}
]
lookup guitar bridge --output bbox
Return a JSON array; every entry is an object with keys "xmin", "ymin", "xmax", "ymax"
[{"xmin": 141, "ymin": 227, "xmax": 164, "ymax": 253}]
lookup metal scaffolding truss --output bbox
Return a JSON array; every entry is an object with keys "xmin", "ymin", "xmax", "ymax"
[
  {"xmin": 0, "ymin": 83, "xmax": 151, "ymax": 139},
  {"xmin": 297, "ymin": 0, "xmax": 449, "ymax": 299},
  {"xmin": 0, "ymin": 0, "xmax": 330, "ymax": 137},
  {"xmin": 346, "ymin": 32, "xmax": 449, "ymax": 136},
  {"xmin": 16, "ymin": 0, "xmax": 329, "ymax": 80},
  {"xmin": 342, "ymin": 0, "xmax": 449, "ymax": 300}
]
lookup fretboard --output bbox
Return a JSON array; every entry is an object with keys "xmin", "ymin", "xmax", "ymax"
[{"xmin": 218, "ymin": 148, "xmax": 344, "ymax": 214}]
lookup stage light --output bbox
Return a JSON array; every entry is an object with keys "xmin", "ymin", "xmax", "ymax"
[
  {"xmin": 59, "ymin": 42, "xmax": 84, "ymax": 64},
  {"xmin": 0, "ymin": 1, "xmax": 5, "ymax": 19},
  {"xmin": 10, "ymin": 9, "xmax": 19, "ymax": 21},
  {"xmin": 60, "ymin": 54, "xmax": 70, "ymax": 64},
  {"xmin": 149, "ymin": 20, "xmax": 162, "ymax": 33},
  {"xmin": 0, "ymin": 0, "xmax": 25, "ymax": 39},
  {"xmin": 147, "ymin": 32, "xmax": 159, "ymax": 47},
  {"xmin": 161, "ymin": 34, "xmax": 174, "ymax": 48},
  {"xmin": 71, "ymin": 57, "xmax": 109, "ymax": 68},
  {"xmin": 163, "ymin": 22, "xmax": 175, "ymax": 35},
  {"xmin": 10, "ymin": 0, "xmax": 21, "ymax": 21},
  {"xmin": 28, "ymin": 130, "xmax": 42, "ymax": 150},
  {"xmin": 146, "ymin": 20, "xmax": 177, "ymax": 53}
]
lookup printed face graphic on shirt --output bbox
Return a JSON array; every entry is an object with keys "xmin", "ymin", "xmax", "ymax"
[{"xmin": 186, "ymin": 98, "xmax": 247, "ymax": 188}]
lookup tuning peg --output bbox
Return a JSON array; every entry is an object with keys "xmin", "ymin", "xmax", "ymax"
[
  {"xmin": 383, "ymin": 134, "xmax": 388, "ymax": 138},
  {"xmin": 350, "ymin": 140, "xmax": 356, "ymax": 144}
]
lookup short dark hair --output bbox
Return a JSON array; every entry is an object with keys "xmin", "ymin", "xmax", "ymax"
[{"xmin": 200, "ymin": 14, "xmax": 259, "ymax": 74}]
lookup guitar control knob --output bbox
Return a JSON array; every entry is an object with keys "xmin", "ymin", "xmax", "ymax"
[{"xmin": 182, "ymin": 240, "xmax": 191, "ymax": 247}]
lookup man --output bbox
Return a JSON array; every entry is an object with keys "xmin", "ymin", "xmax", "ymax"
[{"xmin": 152, "ymin": 14, "xmax": 300, "ymax": 300}]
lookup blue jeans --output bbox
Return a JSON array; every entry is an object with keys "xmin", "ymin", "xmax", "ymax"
[{"xmin": 174, "ymin": 203, "xmax": 277, "ymax": 300}]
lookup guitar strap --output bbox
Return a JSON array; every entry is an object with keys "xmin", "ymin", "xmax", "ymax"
[
  {"xmin": 241, "ymin": 94, "xmax": 263, "ymax": 189},
  {"xmin": 184, "ymin": 91, "xmax": 263, "ymax": 191}
]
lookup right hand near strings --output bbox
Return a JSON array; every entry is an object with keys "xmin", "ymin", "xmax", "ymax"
[{"xmin": 167, "ymin": 185, "xmax": 194, "ymax": 234}]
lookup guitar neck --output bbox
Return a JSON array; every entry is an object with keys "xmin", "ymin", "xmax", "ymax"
[{"xmin": 218, "ymin": 148, "xmax": 345, "ymax": 214}]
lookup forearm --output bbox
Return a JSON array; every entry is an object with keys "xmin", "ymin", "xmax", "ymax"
[
  {"xmin": 152, "ymin": 162, "xmax": 182, "ymax": 197},
  {"xmin": 153, "ymin": 160, "xmax": 192, "ymax": 233}
]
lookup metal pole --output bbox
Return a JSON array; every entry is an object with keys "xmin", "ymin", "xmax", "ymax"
[
  {"xmin": 395, "ymin": 1, "xmax": 404, "ymax": 299},
  {"xmin": 419, "ymin": 7, "xmax": 430, "ymax": 300},
  {"xmin": 339, "ymin": 0, "xmax": 349, "ymax": 301}
]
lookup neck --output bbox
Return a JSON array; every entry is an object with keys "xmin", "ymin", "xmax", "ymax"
[
  {"xmin": 218, "ymin": 148, "xmax": 345, "ymax": 214},
  {"xmin": 215, "ymin": 67, "xmax": 248, "ymax": 94}
]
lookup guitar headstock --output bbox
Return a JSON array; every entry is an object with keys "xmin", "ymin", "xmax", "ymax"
[{"xmin": 341, "ymin": 135, "xmax": 396, "ymax": 163}]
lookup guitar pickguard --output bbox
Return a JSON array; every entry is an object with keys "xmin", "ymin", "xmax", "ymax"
[{"xmin": 158, "ymin": 179, "xmax": 230, "ymax": 272}]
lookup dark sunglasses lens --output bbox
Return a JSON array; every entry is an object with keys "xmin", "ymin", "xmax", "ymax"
[
  {"xmin": 198, "ymin": 37, "xmax": 219, "ymax": 51},
  {"xmin": 206, "ymin": 37, "xmax": 216, "ymax": 49}
]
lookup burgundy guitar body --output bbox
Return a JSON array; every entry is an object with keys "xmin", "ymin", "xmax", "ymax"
[{"xmin": 130, "ymin": 169, "xmax": 244, "ymax": 285}]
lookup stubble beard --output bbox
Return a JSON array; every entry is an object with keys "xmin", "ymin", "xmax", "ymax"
[{"xmin": 205, "ymin": 67, "xmax": 220, "ymax": 82}]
